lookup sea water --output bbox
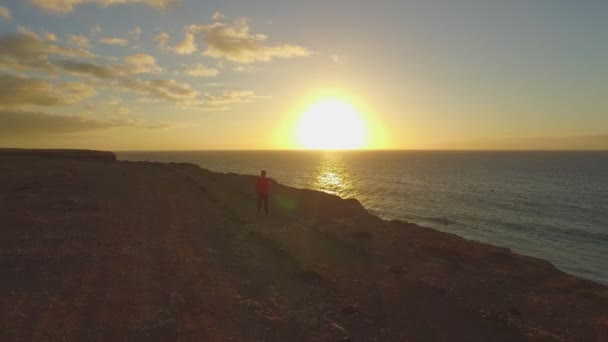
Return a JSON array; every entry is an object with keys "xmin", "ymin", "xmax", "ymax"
[{"xmin": 117, "ymin": 151, "xmax": 608, "ymax": 285}]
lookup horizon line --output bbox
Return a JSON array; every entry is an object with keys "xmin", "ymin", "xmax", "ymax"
[
  {"xmin": 3, "ymin": 147, "xmax": 607, "ymax": 153},
  {"xmin": 112, "ymin": 148, "xmax": 608, "ymax": 153}
]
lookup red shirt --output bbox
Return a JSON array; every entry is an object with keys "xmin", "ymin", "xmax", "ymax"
[{"xmin": 256, "ymin": 177, "xmax": 271, "ymax": 195}]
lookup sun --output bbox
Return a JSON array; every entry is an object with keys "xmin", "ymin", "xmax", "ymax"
[{"xmin": 296, "ymin": 99, "xmax": 368, "ymax": 150}]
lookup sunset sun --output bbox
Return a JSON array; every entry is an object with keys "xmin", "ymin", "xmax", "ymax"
[{"xmin": 296, "ymin": 99, "xmax": 368, "ymax": 150}]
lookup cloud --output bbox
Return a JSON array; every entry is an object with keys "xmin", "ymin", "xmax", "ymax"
[
  {"xmin": 0, "ymin": 31, "xmax": 261, "ymax": 110},
  {"xmin": 174, "ymin": 30, "xmax": 196, "ymax": 55},
  {"xmin": 185, "ymin": 64, "xmax": 219, "ymax": 77},
  {"xmin": 31, "ymin": 0, "xmax": 180, "ymax": 14},
  {"xmin": 155, "ymin": 32, "xmax": 170, "ymax": 48},
  {"xmin": 54, "ymin": 54, "xmax": 165, "ymax": 77},
  {"xmin": 0, "ymin": 6, "xmax": 11, "ymax": 20},
  {"xmin": 44, "ymin": 32, "xmax": 58, "ymax": 41},
  {"xmin": 117, "ymin": 77, "xmax": 262, "ymax": 109},
  {"xmin": 165, "ymin": 18, "xmax": 310, "ymax": 63},
  {"xmin": 233, "ymin": 65, "xmax": 260, "ymax": 73},
  {"xmin": 0, "ymin": 33, "xmax": 202, "ymax": 107},
  {"xmin": 0, "ymin": 109, "xmax": 122, "ymax": 135},
  {"xmin": 17, "ymin": 26, "xmax": 42, "ymax": 39},
  {"xmin": 0, "ymin": 73, "xmax": 96, "ymax": 108},
  {"xmin": 190, "ymin": 18, "xmax": 310, "ymax": 64},
  {"xmin": 124, "ymin": 53, "xmax": 162, "ymax": 74},
  {"xmin": 99, "ymin": 37, "xmax": 129, "ymax": 46},
  {"xmin": 68, "ymin": 34, "xmax": 92, "ymax": 48},
  {"xmin": 204, "ymin": 90, "xmax": 262, "ymax": 108},
  {"xmin": 164, "ymin": 27, "xmax": 200, "ymax": 55},
  {"xmin": 0, "ymin": 32, "xmax": 95, "ymax": 72},
  {"xmin": 55, "ymin": 60, "xmax": 120, "ymax": 78},
  {"xmin": 119, "ymin": 78, "xmax": 199, "ymax": 104},
  {"xmin": 0, "ymin": 33, "xmax": 157, "ymax": 79},
  {"xmin": 0, "ymin": 46, "xmax": 53, "ymax": 72}
]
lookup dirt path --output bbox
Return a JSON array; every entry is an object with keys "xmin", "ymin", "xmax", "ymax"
[{"xmin": 1, "ymin": 155, "xmax": 606, "ymax": 341}]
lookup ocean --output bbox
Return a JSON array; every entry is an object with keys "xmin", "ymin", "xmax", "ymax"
[{"xmin": 117, "ymin": 151, "xmax": 608, "ymax": 285}]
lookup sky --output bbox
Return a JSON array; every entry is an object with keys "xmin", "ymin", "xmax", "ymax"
[{"xmin": 0, "ymin": 0, "xmax": 607, "ymax": 150}]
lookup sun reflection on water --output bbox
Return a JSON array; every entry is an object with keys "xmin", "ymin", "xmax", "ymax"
[
  {"xmin": 311, "ymin": 154, "xmax": 356, "ymax": 198},
  {"xmin": 316, "ymin": 171, "xmax": 343, "ymax": 195}
]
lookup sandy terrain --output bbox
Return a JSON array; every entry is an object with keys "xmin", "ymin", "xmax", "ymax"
[{"xmin": 1, "ymin": 150, "xmax": 607, "ymax": 341}]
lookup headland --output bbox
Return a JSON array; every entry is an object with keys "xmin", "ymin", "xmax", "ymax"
[{"xmin": 1, "ymin": 149, "xmax": 606, "ymax": 341}]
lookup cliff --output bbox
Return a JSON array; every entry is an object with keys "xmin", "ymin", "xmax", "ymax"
[
  {"xmin": 0, "ymin": 150, "xmax": 606, "ymax": 341},
  {"xmin": 0, "ymin": 148, "xmax": 116, "ymax": 161}
]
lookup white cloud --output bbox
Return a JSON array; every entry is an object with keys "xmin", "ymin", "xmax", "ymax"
[
  {"xmin": 99, "ymin": 37, "xmax": 129, "ymax": 46},
  {"xmin": 0, "ymin": 6, "xmax": 11, "ymax": 20},
  {"xmin": 185, "ymin": 64, "xmax": 219, "ymax": 77},
  {"xmin": 212, "ymin": 12, "xmax": 225, "ymax": 21},
  {"xmin": 44, "ymin": 32, "xmax": 58, "ymax": 41},
  {"xmin": 155, "ymin": 32, "xmax": 170, "ymax": 48},
  {"xmin": 124, "ymin": 53, "xmax": 162, "ymax": 74},
  {"xmin": 174, "ymin": 30, "xmax": 196, "ymax": 55},
  {"xmin": 31, "ymin": 0, "xmax": 180, "ymax": 14},
  {"xmin": 17, "ymin": 26, "xmax": 42, "ymax": 39},
  {"xmin": 190, "ymin": 18, "xmax": 310, "ymax": 64},
  {"xmin": 162, "ymin": 18, "xmax": 309, "ymax": 64},
  {"xmin": 68, "ymin": 34, "xmax": 92, "ymax": 48}
]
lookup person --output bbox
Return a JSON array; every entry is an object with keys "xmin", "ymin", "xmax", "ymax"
[{"xmin": 256, "ymin": 170, "xmax": 271, "ymax": 216}]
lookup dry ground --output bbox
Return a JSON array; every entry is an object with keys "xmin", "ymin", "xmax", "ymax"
[{"xmin": 1, "ymin": 152, "xmax": 607, "ymax": 341}]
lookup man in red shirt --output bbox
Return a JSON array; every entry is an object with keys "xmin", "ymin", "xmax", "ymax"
[{"xmin": 256, "ymin": 170, "xmax": 271, "ymax": 216}]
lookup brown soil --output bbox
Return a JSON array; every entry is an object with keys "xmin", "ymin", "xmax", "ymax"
[{"xmin": 1, "ymin": 150, "xmax": 607, "ymax": 341}]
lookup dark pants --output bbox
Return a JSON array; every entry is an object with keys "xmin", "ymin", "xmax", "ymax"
[{"xmin": 257, "ymin": 194, "xmax": 269, "ymax": 216}]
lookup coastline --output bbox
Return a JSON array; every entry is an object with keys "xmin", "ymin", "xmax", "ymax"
[
  {"xmin": 1, "ymin": 149, "xmax": 607, "ymax": 341},
  {"xmin": 116, "ymin": 149, "xmax": 608, "ymax": 287}
]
